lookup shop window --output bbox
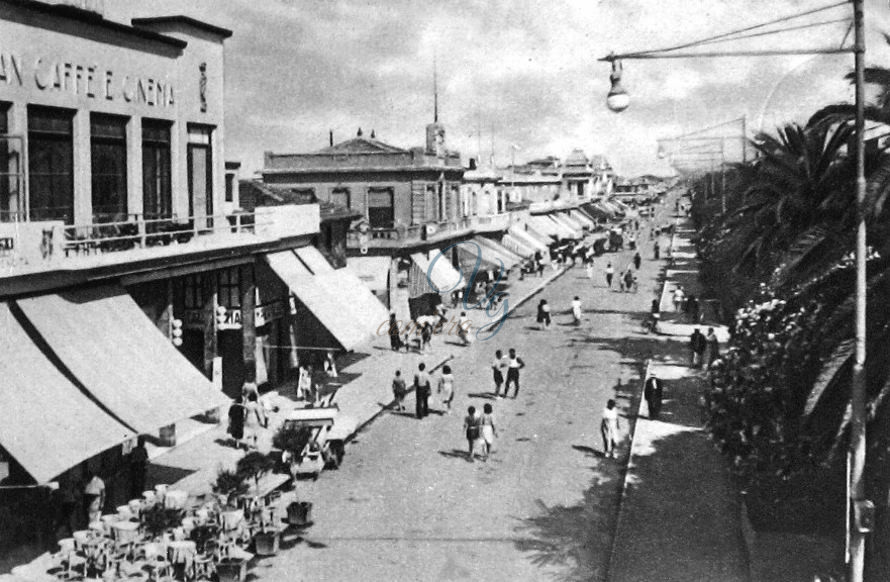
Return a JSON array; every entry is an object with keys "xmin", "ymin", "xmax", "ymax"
[
  {"xmin": 0, "ymin": 103, "xmax": 24, "ymax": 223},
  {"xmin": 217, "ymin": 268, "xmax": 241, "ymax": 309},
  {"xmin": 331, "ymin": 187, "xmax": 350, "ymax": 209},
  {"xmin": 183, "ymin": 274, "xmax": 204, "ymax": 310},
  {"xmin": 91, "ymin": 113, "xmax": 128, "ymax": 223},
  {"xmin": 368, "ymin": 187, "xmax": 394, "ymax": 228},
  {"xmin": 27, "ymin": 106, "xmax": 74, "ymax": 224},
  {"xmin": 142, "ymin": 119, "xmax": 172, "ymax": 221}
]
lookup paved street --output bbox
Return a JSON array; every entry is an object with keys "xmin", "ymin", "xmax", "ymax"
[{"xmin": 253, "ymin": 213, "xmax": 672, "ymax": 581}]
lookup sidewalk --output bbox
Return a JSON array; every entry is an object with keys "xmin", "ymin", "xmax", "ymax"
[{"xmin": 608, "ymin": 214, "xmax": 748, "ymax": 582}]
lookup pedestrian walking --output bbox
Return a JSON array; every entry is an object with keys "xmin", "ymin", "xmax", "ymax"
[
  {"xmin": 536, "ymin": 299, "xmax": 551, "ymax": 330},
  {"xmin": 463, "ymin": 406, "xmax": 481, "ymax": 462},
  {"xmin": 457, "ymin": 311, "xmax": 471, "ymax": 345},
  {"xmin": 571, "ymin": 296, "xmax": 582, "ymax": 326},
  {"xmin": 654, "ymin": 240, "xmax": 660, "ymax": 260},
  {"xmin": 690, "ymin": 328, "xmax": 707, "ymax": 368},
  {"xmin": 420, "ymin": 321, "xmax": 433, "ymax": 353},
  {"xmin": 505, "ymin": 348, "xmax": 525, "ymax": 398},
  {"xmin": 479, "ymin": 403, "xmax": 498, "ymax": 461},
  {"xmin": 388, "ymin": 312, "xmax": 402, "ymax": 351},
  {"xmin": 492, "ymin": 349, "xmax": 506, "ymax": 397},
  {"xmin": 705, "ymin": 327, "xmax": 720, "ymax": 368},
  {"xmin": 601, "ymin": 399, "xmax": 620, "ymax": 458},
  {"xmin": 672, "ymin": 285, "xmax": 685, "ymax": 312},
  {"xmin": 586, "ymin": 260, "xmax": 595, "ymax": 280},
  {"xmin": 297, "ymin": 364, "xmax": 313, "ymax": 400},
  {"xmin": 129, "ymin": 437, "xmax": 149, "ymax": 499},
  {"xmin": 622, "ymin": 268, "xmax": 634, "ymax": 293},
  {"xmin": 605, "ymin": 262, "xmax": 614, "ymax": 288},
  {"xmin": 438, "ymin": 365, "xmax": 455, "ymax": 414},
  {"xmin": 392, "ymin": 370, "xmax": 407, "ymax": 412},
  {"xmin": 633, "ymin": 251, "xmax": 642, "ymax": 270},
  {"xmin": 243, "ymin": 381, "xmax": 267, "ymax": 428},
  {"xmin": 227, "ymin": 395, "xmax": 246, "ymax": 448},
  {"xmin": 644, "ymin": 374, "xmax": 664, "ymax": 419},
  {"xmin": 414, "ymin": 363, "xmax": 432, "ymax": 419}
]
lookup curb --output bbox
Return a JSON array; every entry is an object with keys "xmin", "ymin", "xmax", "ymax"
[{"xmin": 605, "ymin": 357, "xmax": 653, "ymax": 581}]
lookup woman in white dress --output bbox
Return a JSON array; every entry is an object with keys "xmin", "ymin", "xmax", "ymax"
[
  {"xmin": 479, "ymin": 403, "xmax": 498, "ymax": 461},
  {"xmin": 438, "ymin": 365, "xmax": 455, "ymax": 414},
  {"xmin": 601, "ymin": 399, "xmax": 620, "ymax": 458}
]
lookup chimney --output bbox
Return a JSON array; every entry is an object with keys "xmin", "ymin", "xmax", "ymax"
[
  {"xmin": 469, "ymin": 158, "xmax": 477, "ymax": 170},
  {"xmin": 370, "ymin": 129, "xmax": 376, "ymax": 139},
  {"xmin": 357, "ymin": 127, "xmax": 363, "ymax": 137},
  {"xmin": 329, "ymin": 130, "xmax": 333, "ymax": 147}
]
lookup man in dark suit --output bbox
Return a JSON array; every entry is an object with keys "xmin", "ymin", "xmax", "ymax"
[{"xmin": 644, "ymin": 374, "xmax": 664, "ymax": 420}]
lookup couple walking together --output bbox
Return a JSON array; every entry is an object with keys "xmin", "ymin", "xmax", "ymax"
[{"xmin": 464, "ymin": 403, "xmax": 498, "ymax": 462}]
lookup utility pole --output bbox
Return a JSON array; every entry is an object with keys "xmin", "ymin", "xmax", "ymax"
[{"xmin": 849, "ymin": 0, "xmax": 869, "ymax": 580}]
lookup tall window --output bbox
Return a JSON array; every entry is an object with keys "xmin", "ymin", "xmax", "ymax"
[
  {"xmin": 28, "ymin": 106, "xmax": 74, "ymax": 223},
  {"xmin": 367, "ymin": 187, "xmax": 394, "ymax": 228},
  {"xmin": 142, "ymin": 119, "xmax": 172, "ymax": 221},
  {"xmin": 217, "ymin": 268, "xmax": 241, "ymax": 309},
  {"xmin": 330, "ymin": 187, "xmax": 350, "ymax": 209},
  {"xmin": 0, "ymin": 103, "xmax": 23, "ymax": 223},
  {"xmin": 187, "ymin": 125, "xmax": 213, "ymax": 226},
  {"xmin": 91, "ymin": 113, "xmax": 128, "ymax": 222},
  {"xmin": 437, "ymin": 183, "xmax": 445, "ymax": 221}
]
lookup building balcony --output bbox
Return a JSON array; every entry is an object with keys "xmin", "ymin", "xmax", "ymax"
[
  {"xmin": 0, "ymin": 203, "xmax": 319, "ymax": 297},
  {"xmin": 468, "ymin": 213, "xmax": 511, "ymax": 233},
  {"xmin": 346, "ymin": 219, "xmax": 476, "ymax": 252}
]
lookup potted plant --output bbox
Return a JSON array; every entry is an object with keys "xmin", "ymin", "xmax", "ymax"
[
  {"xmin": 236, "ymin": 452, "xmax": 275, "ymax": 495},
  {"xmin": 285, "ymin": 501, "xmax": 313, "ymax": 527},
  {"xmin": 216, "ymin": 556, "xmax": 247, "ymax": 582},
  {"xmin": 212, "ymin": 468, "xmax": 248, "ymax": 509},
  {"xmin": 189, "ymin": 523, "xmax": 219, "ymax": 554},
  {"xmin": 141, "ymin": 504, "xmax": 184, "ymax": 540},
  {"xmin": 272, "ymin": 424, "xmax": 312, "ymax": 478}
]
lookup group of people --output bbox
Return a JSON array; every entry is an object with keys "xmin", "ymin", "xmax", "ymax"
[
  {"xmin": 391, "ymin": 363, "xmax": 457, "ymax": 417},
  {"xmin": 689, "ymin": 327, "xmax": 721, "ymax": 369},
  {"xmin": 604, "ymin": 260, "xmax": 640, "ymax": 293}
]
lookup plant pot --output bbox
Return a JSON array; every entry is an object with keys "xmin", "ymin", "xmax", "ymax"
[
  {"xmin": 216, "ymin": 558, "xmax": 247, "ymax": 582},
  {"xmin": 286, "ymin": 501, "xmax": 313, "ymax": 526},
  {"xmin": 253, "ymin": 530, "xmax": 279, "ymax": 556}
]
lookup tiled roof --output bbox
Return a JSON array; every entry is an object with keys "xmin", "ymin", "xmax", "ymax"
[{"xmin": 563, "ymin": 149, "xmax": 590, "ymax": 167}]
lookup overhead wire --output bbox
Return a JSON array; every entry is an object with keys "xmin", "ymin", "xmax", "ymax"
[{"xmin": 620, "ymin": 0, "xmax": 851, "ymax": 59}]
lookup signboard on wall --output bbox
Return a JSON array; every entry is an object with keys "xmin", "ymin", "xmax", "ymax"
[{"xmin": 184, "ymin": 301, "xmax": 285, "ymax": 331}]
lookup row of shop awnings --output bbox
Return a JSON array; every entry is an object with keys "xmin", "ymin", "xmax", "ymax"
[
  {"xmin": 0, "ymin": 287, "xmax": 230, "ymax": 484},
  {"xmin": 264, "ymin": 246, "xmax": 389, "ymax": 351}
]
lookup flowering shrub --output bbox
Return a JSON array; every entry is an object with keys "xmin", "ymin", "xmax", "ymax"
[{"xmin": 705, "ymin": 287, "xmax": 827, "ymax": 490}]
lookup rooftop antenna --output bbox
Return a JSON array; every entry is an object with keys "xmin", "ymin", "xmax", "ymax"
[{"xmin": 433, "ymin": 54, "xmax": 439, "ymax": 123}]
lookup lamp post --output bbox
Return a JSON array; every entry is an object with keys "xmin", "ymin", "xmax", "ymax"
[{"xmin": 601, "ymin": 2, "xmax": 869, "ymax": 580}]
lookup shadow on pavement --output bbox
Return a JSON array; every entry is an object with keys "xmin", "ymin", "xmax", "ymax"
[{"xmin": 145, "ymin": 464, "xmax": 196, "ymax": 490}]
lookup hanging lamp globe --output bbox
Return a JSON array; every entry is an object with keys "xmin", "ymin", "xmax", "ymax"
[{"xmin": 606, "ymin": 59, "xmax": 629, "ymax": 113}]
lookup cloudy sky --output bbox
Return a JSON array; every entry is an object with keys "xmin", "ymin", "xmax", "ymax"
[{"xmin": 104, "ymin": 0, "xmax": 890, "ymax": 177}]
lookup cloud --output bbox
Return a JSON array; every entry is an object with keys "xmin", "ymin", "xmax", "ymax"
[{"xmin": 104, "ymin": 0, "xmax": 878, "ymax": 177}]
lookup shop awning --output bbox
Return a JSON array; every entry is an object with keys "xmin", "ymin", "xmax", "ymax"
[
  {"xmin": 265, "ymin": 251, "xmax": 377, "ymax": 351},
  {"xmin": 500, "ymin": 233, "xmax": 536, "ymax": 258},
  {"xmin": 569, "ymin": 209, "xmax": 596, "ymax": 229},
  {"xmin": 295, "ymin": 246, "xmax": 334, "ymax": 274},
  {"xmin": 548, "ymin": 214, "xmax": 583, "ymax": 238},
  {"xmin": 509, "ymin": 226, "xmax": 550, "ymax": 253},
  {"xmin": 410, "ymin": 252, "xmax": 465, "ymax": 295},
  {"xmin": 15, "ymin": 286, "xmax": 230, "ymax": 436},
  {"xmin": 475, "ymin": 236, "xmax": 523, "ymax": 267},
  {"xmin": 528, "ymin": 215, "xmax": 561, "ymax": 239},
  {"xmin": 456, "ymin": 242, "xmax": 501, "ymax": 274},
  {"xmin": 346, "ymin": 256, "xmax": 391, "ymax": 292},
  {"xmin": 0, "ymin": 303, "xmax": 134, "ymax": 483}
]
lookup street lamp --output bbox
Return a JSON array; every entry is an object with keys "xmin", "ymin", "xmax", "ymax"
[
  {"xmin": 601, "ymin": 2, "xmax": 870, "ymax": 580},
  {"xmin": 606, "ymin": 58, "xmax": 630, "ymax": 113}
]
